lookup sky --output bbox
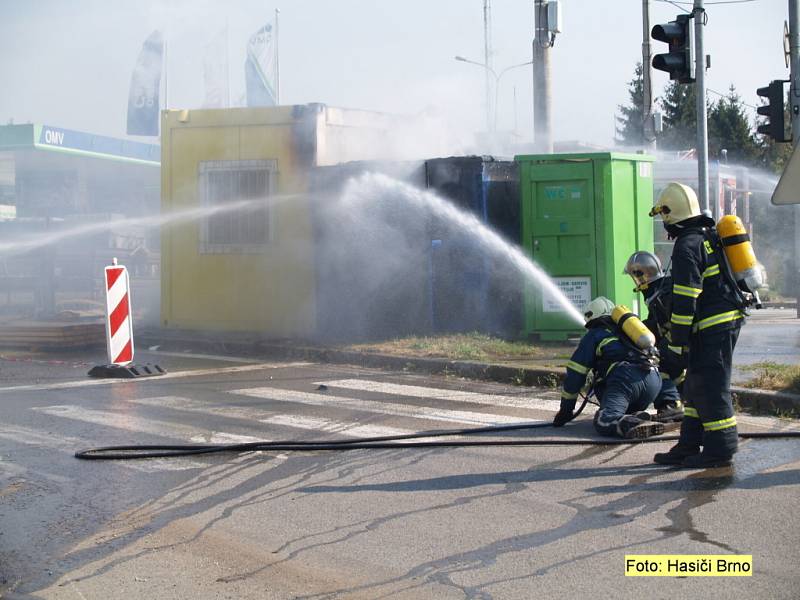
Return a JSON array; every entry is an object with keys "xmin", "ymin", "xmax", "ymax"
[{"xmin": 0, "ymin": 0, "xmax": 790, "ymax": 148}]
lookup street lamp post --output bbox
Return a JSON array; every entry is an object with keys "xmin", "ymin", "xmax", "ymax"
[{"xmin": 455, "ymin": 56, "xmax": 533, "ymax": 132}]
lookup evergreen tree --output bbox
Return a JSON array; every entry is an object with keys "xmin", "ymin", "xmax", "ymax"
[
  {"xmin": 707, "ymin": 86, "xmax": 760, "ymax": 166},
  {"xmin": 658, "ymin": 80, "xmax": 698, "ymax": 151},
  {"xmin": 756, "ymin": 88, "xmax": 793, "ymax": 173},
  {"xmin": 615, "ymin": 63, "xmax": 645, "ymax": 146}
]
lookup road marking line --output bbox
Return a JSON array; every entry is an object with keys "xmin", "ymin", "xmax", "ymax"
[
  {"xmin": 314, "ymin": 378, "xmax": 564, "ymax": 412},
  {"xmin": 0, "ymin": 362, "xmax": 313, "ymax": 393},
  {"xmin": 261, "ymin": 414, "xmax": 414, "ymax": 438},
  {"xmin": 0, "ymin": 423, "xmax": 207, "ymax": 472},
  {"xmin": 30, "ymin": 405, "xmax": 274, "ymax": 466},
  {"xmin": 131, "ymin": 396, "xmax": 435, "ymax": 439},
  {"xmin": 189, "ymin": 432, "xmax": 267, "ymax": 444},
  {"xmin": 145, "ymin": 350, "xmax": 264, "ymax": 363},
  {"xmin": 131, "ymin": 395, "xmax": 276, "ymax": 422},
  {"xmin": 229, "ymin": 387, "xmax": 543, "ymax": 426}
]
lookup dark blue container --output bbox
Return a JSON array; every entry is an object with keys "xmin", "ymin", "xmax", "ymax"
[
  {"xmin": 425, "ymin": 156, "xmax": 520, "ymax": 337},
  {"xmin": 309, "ymin": 160, "xmax": 429, "ymax": 341}
]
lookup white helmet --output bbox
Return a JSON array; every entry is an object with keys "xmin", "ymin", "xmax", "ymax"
[
  {"xmin": 649, "ymin": 182, "xmax": 701, "ymax": 225},
  {"xmin": 583, "ymin": 296, "xmax": 615, "ymax": 324}
]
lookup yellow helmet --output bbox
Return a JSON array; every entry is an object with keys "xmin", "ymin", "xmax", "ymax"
[
  {"xmin": 623, "ymin": 251, "xmax": 664, "ymax": 292},
  {"xmin": 583, "ymin": 296, "xmax": 615, "ymax": 323},
  {"xmin": 649, "ymin": 182, "xmax": 701, "ymax": 225}
]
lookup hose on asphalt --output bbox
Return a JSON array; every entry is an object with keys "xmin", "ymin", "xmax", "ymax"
[{"xmin": 74, "ymin": 392, "xmax": 800, "ymax": 460}]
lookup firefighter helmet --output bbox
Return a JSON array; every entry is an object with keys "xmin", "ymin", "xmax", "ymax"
[
  {"xmin": 623, "ymin": 251, "xmax": 664, "ymax": 292},
  {"xmin": 649, "ymin": 182, "xmax": 701, "ymax": 225},
  {"xmin": 583, "ymin": 296, "xmax": 615, "ymax": 324}
]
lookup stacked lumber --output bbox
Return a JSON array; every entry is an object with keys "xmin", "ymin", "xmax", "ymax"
[{"xmin": 0, "ymin": 320, "xmax": 105, "ymax": 350}]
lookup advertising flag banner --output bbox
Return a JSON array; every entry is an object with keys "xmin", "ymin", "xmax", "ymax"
[
  {"xmin": 245, "ymin": 24, "xmax": 276, "ymax": 107},
  {"xmin": 127, "ymin": 30, "xmax": 164, "ymax": 136},
  {"xmin": 203, "ymin": 28, "xmax": 229, "ymax": 108}
]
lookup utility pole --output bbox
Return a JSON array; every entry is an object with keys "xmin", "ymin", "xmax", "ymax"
[
  {"xmin": 275, "ymin": 8, "xmax": 281, "ymax": 105},
  {"xmin": 693, "ymin": 0, "xmax": 710, "ymax": 214},
  {"xmin": 484, "ymin": 0, "xmax": 493, "ymax": 133},
  {"xmin": 532, "ymin": 0, "xmax": 553, "ymax": 153},
  {"xmin": 790, "ymin": 0, "xmax": 800, "ymax": 316},
  {"xmin": 641, "ymin": 0, "xmax": 656, "ymax": 150}
]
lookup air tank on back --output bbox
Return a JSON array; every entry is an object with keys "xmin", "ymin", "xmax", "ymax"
[{"xmin": 717, "ymin": 215, "xmax": 764, "ymax": 308}]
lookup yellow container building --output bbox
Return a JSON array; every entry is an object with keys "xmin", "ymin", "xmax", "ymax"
[{"xmin": 160, "ymin": 103, "xmax": 439, "ymax": 337}]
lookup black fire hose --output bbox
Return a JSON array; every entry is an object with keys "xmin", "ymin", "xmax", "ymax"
[{"xmin": 73, "ymin": 392, "xmax": 800, "ymax": 460}]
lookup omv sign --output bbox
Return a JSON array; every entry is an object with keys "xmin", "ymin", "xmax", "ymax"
[{"xmin": 39, "ymin": 126, "xmax": 67, "ymax": 146}]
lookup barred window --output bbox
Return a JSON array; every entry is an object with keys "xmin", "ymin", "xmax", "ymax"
[{"xmin": 199, "ymin": 160, "xmax": 276, "ymax": 253}]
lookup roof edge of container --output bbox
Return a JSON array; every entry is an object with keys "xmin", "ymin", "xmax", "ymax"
[{"xmin": 514, "ymin": 151, "xmax": 655, "ymax": 163}]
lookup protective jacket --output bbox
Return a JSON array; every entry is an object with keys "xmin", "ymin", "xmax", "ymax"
[
  {"xmin": 642, "ymin": 275, "xmax": 673, "ymax": 344},
  {"xmin": 560, "ymin": 319, "xmax": 653, "ymax": 409},
  {"xmin": 667, "ymin": 216, "xmax": 745, "ymax": 350}
]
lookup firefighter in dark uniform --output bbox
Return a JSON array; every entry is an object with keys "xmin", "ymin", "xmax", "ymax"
[
  {"xmin": 552, "ymin": 296, "xmax": 665, "ymax": 439},
  {"xmin": 623, "ymin": 251, "xmax": 685, "ymax": 423},
  {"xmin": 649, "ymin": 183, "xmax": 745, "ymax": 468}
]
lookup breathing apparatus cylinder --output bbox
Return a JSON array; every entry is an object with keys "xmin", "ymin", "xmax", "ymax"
[
  {"xmin": 611, "ymin": 305, "xmax": 655, "ymax": 351},
  {"xmin": 717, "ymin": 215, "xmax": 763, "ymax": 308}
]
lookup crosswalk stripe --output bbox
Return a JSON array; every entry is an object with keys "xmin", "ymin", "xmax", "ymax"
[
  {"xmin": 314, "ymin": 378, "xmax": 564, "ymax": 412},
  {"xmin": 260, "ymin": 415, "xmax": 415, "ymax": 439},
  {"xmin": 0, "ymin": 423, "xmax": 207, "ymax": 472},
  {"xmin": 32, "ymin": 405, "xmax": 203, "ymax": 438},
  {"xmin": 131, "ymin": 395, "xmax": 277, "ymax": 423},
  {"xmin": 31, "ymin": 405, "xmax": 275, "ymax": 468},
  {"xmin": 229, "ymin": 387, "xmax": 543, "ymax": 426},
  {"xmin": 131, "ymin": 396, "xmax": 416, "ymax": 438},
  {"xmin": 0, "ymin": 362, "xmax": 313, "ymax": 393},
  {"xmin": 189, "ymin": 432, "xmax": 267, "ymax": 444}
]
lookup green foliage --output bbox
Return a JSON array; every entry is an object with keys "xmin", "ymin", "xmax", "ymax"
[
  {"xmin": 615, "ymin": 63, "xmax": 645, "ymax": 146},
  {"xmin": 654, "ymin": 79, "xmax": 789, "ymax": 173},
  {"xmin": 740, "ymin": 361, "xmax": 800, "ymax": 395},
  {"xmin": 708, "ymin": 86, "xmax": 761, "ymax": 165},
  {"xmin": 658, "ymin": 80, "xmax": 700, "ymax": 151}
]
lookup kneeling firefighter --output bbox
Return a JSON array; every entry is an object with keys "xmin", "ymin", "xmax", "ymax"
[
  {"xmin": 623, "ymin": 251, "xmax": 685, "ymax": 423},
  {"xmin": 552, "ymin": 296, "xmax": 665, "ymax": 439},
  {"xmin": 648, "ymin": 182, "xmax": 748, "ymax": 468}
]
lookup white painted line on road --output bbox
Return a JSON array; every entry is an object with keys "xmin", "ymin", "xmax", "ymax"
[
  {"xmin": 131, "ymin": 396, "xmax": 417, "ymax": 439},
  {"xmin": 0, "ymin": 362, "xmax": 313, "ymax": 393},
  {"xmin": 314, "ymin": 378, "xmax": 564, "ymax": 412},
  {"xmin": 260, "ymin": 414, "xmax": 417, "ymax": 439},
  {"xmin": 33, "ymin": 404, "xmax": 207, "ymax": 438},
  {"xmin": 145, "ymin": 350, "xmax": 264, "ymax": 363},
  {"xmin": 131, "ymin": 395, "xmax": 277, "ymax": 422},
  {"xmin": 30, "ymin": 405, "xmax": 273, "ymax": 467},
  {"xmin": 229, "ymin": 387, "xmax": 543, "ymax": 427},
  {"xmin": 189, "ymin": 432, "xmax": 267, "ymax": 444},
  {"xmin": 0, "ymin": 423, "xmax": 207, "ymax": 472}
]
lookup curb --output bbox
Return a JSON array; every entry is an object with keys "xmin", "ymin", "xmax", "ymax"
[
  {"xmin": 730, "ymin": 386, "xmax": 800, "ymax": 415},
  {"xmin": 139, "ymin": 331, "xmax": 800, "ymax": 416}
]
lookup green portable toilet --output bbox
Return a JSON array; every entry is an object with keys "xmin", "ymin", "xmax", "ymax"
[{"xmin": 515, "ymin": 152, "xmax": 655, "ymax": 340}]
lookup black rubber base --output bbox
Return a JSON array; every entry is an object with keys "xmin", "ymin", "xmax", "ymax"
[{"xmin": 88, "ymin": 363, "xmax": 167, "ymax": 379}]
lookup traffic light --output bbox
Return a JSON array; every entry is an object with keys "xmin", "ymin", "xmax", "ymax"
[
  {"xmin": 756, "ymin": 80, "xmax": 788, "ymax": 143},
  {"xmin": 651, "ymin": 14, "xmax": 695, "ymax": 84}
]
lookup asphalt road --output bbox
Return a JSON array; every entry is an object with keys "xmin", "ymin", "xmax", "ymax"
[
  {"xmin": 1, "ymin": 351, "xmax": 799, "ymax": 599},
  {"xmin": 733, "ymin": 307, "xmax": 800, "ymax": 384}
]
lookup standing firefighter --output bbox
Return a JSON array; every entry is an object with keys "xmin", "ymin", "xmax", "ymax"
[
  {"xmin": 552, "ymin": 296, "xmax": 665, "ymax": 439},
  {"xmin": 648, "ymin": 183, "xmax": 745, "ymax": 468},
  {"xmin": 623, "ymin": 251, "xmax": 685, "ymax": 423}
]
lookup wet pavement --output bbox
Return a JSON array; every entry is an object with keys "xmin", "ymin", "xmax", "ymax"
[{"xmin": 1, "ymin": 351, "xmax": 799, "ymax": 598}]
